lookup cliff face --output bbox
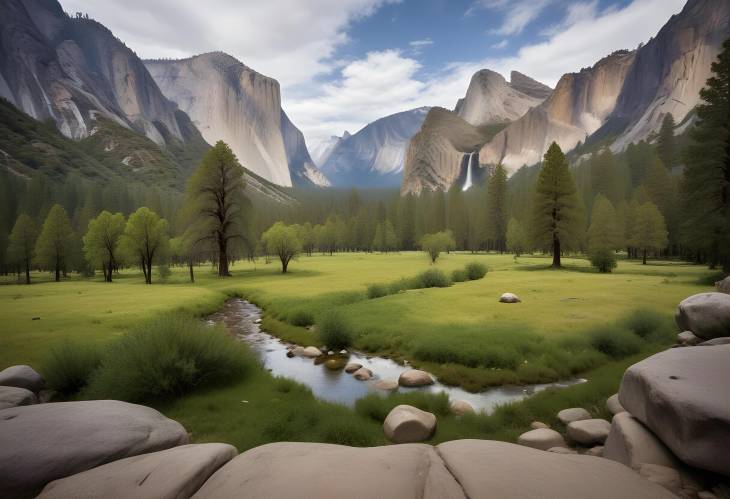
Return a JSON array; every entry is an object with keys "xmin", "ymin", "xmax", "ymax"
[
  {"xmin": 280, "ymin": 110, "xmax": 330, "ymax": 187},
  {"xmin": 320, "ymin": 108, "xmax": 429, "ymax": 188},
  {"xmin": 0, "ymin": 0, "xmax": 188, "ymax": 146},
  {"xmin": 480, "ymin": 50, "xmax": 636, "ymax": 171}
]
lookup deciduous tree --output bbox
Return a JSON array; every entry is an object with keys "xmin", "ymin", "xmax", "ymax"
[
  {"xmin": 262, "ymin": 222, "xmax": 301, "ymax": 273},
  {"xmin": 83, "ymin": 211, "xmax": 125, "ymax": 282},
  {"xmin": 122, "ymin": 207, "xmax": 169, "ymax": 284},
  {"xmin": 35, "ymin": 204, "xmax": 74, "ymax": 282},
  {"xmin": 7, "ymin": 214, "xmax": 38, "ymax": 284}
]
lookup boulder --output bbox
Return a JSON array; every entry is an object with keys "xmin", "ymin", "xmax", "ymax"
[
  {"xmin": 0, "ymin": 365, "xmax": 44, "ymax": 392},
  {"xmin": 398, "ymin": 369, "xmax": 434, "ymax": 387},
  {"xmin": 38, "ymin": 444, "xmax": 236, "ymax": 499},
  {"xmin": 677, "ymin": 330, "xmax": 702, "ymax": 346},
  {"xmin": 344, "ymin": 362, "xmax": 363, "ymax": 373},
  {"xmin": 499, "ymin": 292, "xmax": 521, "ymax": 303},
  {"xmin": 638, "ymin": 464, "xmax": 682, "ymax": 495},
  {"xmin": 374, "ymin": 379, "xmax": 399, "ymax": 391},
  {"xmin": 557, "ymin": 407, "xmax": 591, "ymax": 425},
  {"xmin": 603, "ymin": 412, "xmax": 680, "ymax": 470},
  {"xmin": 530, "ymin": 421, "xmax": 549, "ymax": 429},
  {"xmin": 715, "ymin": 276, "xmax": 730, "ymax": 294},
  {"xmin": 0, "ymin": 400, "xmax": 189, "ymax": 499},
  {"xmin": 698, "ymin": 337, "xmax": 730, "ymax": 346},
  {"xmin": 353, "ymin": 367, "xmax": 373, "ymax": 381},
  {"xmin": 0, "ymin": 386, "xmax": 37, "ymax": 410},
  {"xmin": 288, "ymin": 346, "xmax": 305, "ymax": 357},
  {"xmin": 383, "ymin": 405, "xmax": 437, "ymax": 443},
  {"xmin": 301, "ymin": 346, "xmax": 323, "ymax": 358},
  {"xmin": 449, "ymin": 400, "xmax": 475, "ymax": 416},
  {"xmin": 618, "ymin": 345, "xmax": 730, "ymax": 476},
  {"xmin": 675, "ymin": 293, "xmax": 730, "ymax": 339},
  {"xmin": 606, "ymin": 394, "xmax": 625, "ymax": 415},
  {"xmin": 436, "ymin": 440, "xmax": 676, "ymax": 499},
  {"xmin": 567, "ymin": 419, "xmax": 611, "ymax": 446},
  {"xmin": 193, "ymin": 442, "xmax": 465, "ymax": 499},
  {"xmin": 517, "ymin": 428, "xmax": 566, "ymax": 451},
  {"xmin": 323, "ymin": 357, "xmax": 346, "ymax": 370}
]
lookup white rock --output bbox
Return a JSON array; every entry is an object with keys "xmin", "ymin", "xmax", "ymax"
[
  {"xmin": 675, "ymin": 292, "xmax": 730, "ymax": 339},
  {"xmin": 557, "ymin": 407, "xmax": 591, "ymax": 425},
  {"xmin": 449, "ymin": 400, "xmax": 475, "ymax": 416},
  {"xmin": 353, "ymin": 367, "xmax": 373, "ymax": 381},
  {"xmin": 0, "ymin": 365, "xmax": 44, "ymax": 393},
  {"xmin": 383, "ymin": 405, "xmax": 437, "ymax": 444},
  {"xmin": 567, "ymin": 419, "xmax": 611, "ymax": 446},
  {"xmin": 301, "ymin": 346, "xmax": 323, "ymax": 358},
  {"xmin": 0, "ymin": 386, "xmax": 37, "ymax": 410},
  {"xmin": 398, "ymin": 370, "xmax": 434, "ymax": 387},
  {"xmin": 517, "ymin": 428, "xmax": 566, "ymax": 451},
  {"xmin": 499, "ymin": 292, "xmax": 521, "ymax": 303},
  {"xmin": 344, "ymin": 363, "xmax": 363, "ymax": 373}
]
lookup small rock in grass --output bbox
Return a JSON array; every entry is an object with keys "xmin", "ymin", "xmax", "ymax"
[
  {"xmin": 449, "ymin": 400, "xmax": 475, "ymax": 416},
  {"xmin": 530, "ymin": 421, "xmax": 550, "ymax": 429},
  {"xmin": 0, "ymin": 365, "xmax": 44, "ymax": 393},
  {"xmin": 344, "ymin": 363, "xmax": 362, "ymax": 374},
  {"xmin": 517, "ymin": 428, "xmax": 566, "ymax": 451},
  {"xmin": 383, "ymin": 405, "xmax": 436, "ymax": 443},
  {"xmin": 557, "ymin": 407, "xmax": 591, "ymax": 425},
  {"xmin": 352, "ymin": 368, "xmax": 372, "ymax": 381},
  {"xmin": 677, "ymin": 331, "xmax": 701, "ymax": 346},
  {"xmin": 499, "ymin": 292, "xmax": 521, "ymax": 303}
]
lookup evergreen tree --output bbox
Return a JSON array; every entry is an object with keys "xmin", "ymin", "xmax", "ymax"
[
  {"xmin": 83, "ymin": 211, "xmax": 126, "ymax": 282},
  {"xmin": 506, "ymin": 218, "xmax": 528, "ymax": 257},
  {"xmin": 631, "ymin": 202, "xmax": 668, "ymax": 264},
  {"xmin": 531, "ymin": 142, "xmax": 584, "ymax": 267},
  {"xmin": 383, "ymin": 220, "xmax": 397, "ymax": 253},
  {"xmin": 447, "ymin": 185, "xmax": 468, "ymax": 249},
  {"xmin": 398, "ymin": 195, "xmax": 416, "ymax": 250},
  {"xmin": 7, "ymin": 214, "xmax": 38, "ymax": 284},
  {"xmin": 372, "ymin": 222, "xmax": 385, "ymax": 252},
  {"xmin": 485, "ymin": 164, "xmax": 508, "ymax": 252},
  {"xmin": 657, "ymin": 113, "xmax": 676, "ymax": 169},
  {"xmin": 587, "ymin": 195, "xmax": 620, "ymax": 272},
  {"xmin": 34, "ymin": 204, "xmax": 74, "ymax": 282},
  {"xmin": 429, "ymin": 190, "xmax": 446, "ymax": 233},
  {"xmin": 681, "ymin": 38, "xmax": 730, "ymax": 271}
]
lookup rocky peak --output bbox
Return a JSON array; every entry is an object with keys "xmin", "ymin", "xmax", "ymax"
[{"xmin": 510, "ymin": 71, "xmax": 552, "ymax": 100}]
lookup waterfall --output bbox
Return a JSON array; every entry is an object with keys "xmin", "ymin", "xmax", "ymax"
[{"xmin": 462, "ymin": 152, "xmax": 474, "ymax": 191}]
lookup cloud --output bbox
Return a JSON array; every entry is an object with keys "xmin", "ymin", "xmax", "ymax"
[
  {"xmin": 491, "ymin": 40, "xmax": 509, "ymax": 50},
  {"xmin": 409, "ymin": 39, "xmax": 434, "ymax": 48},
  {"xmin": 467, "ymin": 0, "xmax": 555, "ymax": 36},
  {"xmin": 58, "ymin": 0, "xmax": 398, "ymax": 88}
]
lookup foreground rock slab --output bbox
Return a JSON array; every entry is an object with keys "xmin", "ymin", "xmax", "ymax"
[
  {"xmin": 675, "ymin": 292, "xmax": 730, "ymax": 340},
  {"xmin": 437, "ymin": 440, "xmax": 676, "ymax": 499},
  {"xmin": 0, "ymin": 365, "xmax": 44, "ymax": 392},
  {"xmin": 383, "ymin": 405, "xmax": 437, "ymax": 443},
  {"xmin": 398, "ymin": 369, "xmax": 434, "ymax": 387},
  {"xmin": 604, "ymin": 412, "xmax": 680, "ymax": 470},
  {"xmin": 39, "ymin": 444, "xmax": 236, "ymax": 499},
  {"xmin": 0, "ymin": 400, "xmax": 189, "ymax": 499},
  {"xmin": 192, "ymin": 442, "xmax": 466, "ymax": 499},
  {"xmin": 618, "ymin": 345, "xmax": 730, "ymax": 476},
  {"xmin": 517, "ymin": 428, "xmax": 566, "ymax": 451},
  {"xmin": 567, "ymin": 419, "xmax": 611, "ymax": 445},
  {"xmin": 0, "ymin": 386, "xmax": 37, "ymax": 410}
]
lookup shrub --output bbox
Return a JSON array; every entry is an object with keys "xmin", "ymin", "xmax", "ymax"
[
  {"xmin": 355, "ymin": 391, "xmax": 450, "ymax": 422},
  {"xmin": 84, "ymin": 314, "xmax": 255, "ymax": 402},
  {"xmin": 42, "ymin": 340, "xmax": 103, "ymax": 395},
  {"xmin": 366, "ymin": 283, "xmax": 389, "ymax": 299},
  {"xmin": 588, "ymin": 247, "xmax": 617, "ymax": 273},
  {"xmin": 157, "ymin": 264, "xmax": 172, "ymax": 280},
  {"xmin": 318, "ymin": 310, "xmax": 354, "ymax": 350},
  {"xmin": 387, "ymin": 278, "xmax": 411, "ymax": 294},
  {"xmin": 623, "ymin": 309, "xmax": 673, "ymax": 343},
  {"xmin": 451, "ymin": 269, "xmax": 468, "ymax": 282},
  {"xmin": 289, "ymin": 309, "xmax": 315, "ymax": 327},
  {"xmin": 465, "ymin": 262, "xmax": 488, "ymax": 280},
  {"xmin": 321, "ymin": 418, "xmax": 378, "ymax": 446},
  {"xmin": 588, "ymin": 326, "xmax": 643, "ymax": 359},
  {"xmin": 414, "ymin": 268, "xmax": 452, "ymax": 288}
]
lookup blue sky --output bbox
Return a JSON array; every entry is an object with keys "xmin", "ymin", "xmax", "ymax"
[{"xmin": 60, "ymin": 0, "xmax": 685, "ymax": 146}]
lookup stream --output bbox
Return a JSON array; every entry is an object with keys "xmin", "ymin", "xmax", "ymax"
[{"xmin": 208, "ymin": 298, "xmax": 586, "ymax": 413}]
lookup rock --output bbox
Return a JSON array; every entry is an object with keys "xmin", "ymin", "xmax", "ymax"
[
  {"xmin": 0, "ymin": 400, "xmax": 189, "ymax": 499},
  {"xmin": 339, "ymin": 349, "xmax": 348, "ymax": 354},
  {"xmin": 677, "ymin": 330, "xmax": 701, "ymax": 346},
  {"xmin": 698, "ymin": 337, "xmax": 730, "ymax": 346},
  {"xmin": 675, "ymin": 292, "xmax": 730, "ymax": 339},
  {"xmin": 499, "ymin": 292, "xmax": 521, "ymax": 303},
  {"xmin": 398, "ymin": 369, "xmax": 434, "ymax": 387},
  {"xmin": 585, "ymin": 446, "xmax": 604, "ymax": 457},
  {"xmin": 193, "ymin": 442, "xmax": 464, "ymax": 499},
  {"xmin": 301, "ymin": 346, "xmax": 323, "ymax": 358},
  {"xmin": 374, "ymin": 379, "xmax": 399, "ymax": 391},
  {"xmin": 0, "ymin": 386, "xmax": 37, "ymax": 410},
  {"xmin": 383, "ymin": 405, "xmax": 437, "ymax": 443},
  {"xmin": 436, "ymin": 440, "xmax": 676, "ymax": 499},
  {"xmin": 289, "ymin": 346, "xmax": 305, "ymax": 357},
  {"xmin": 603, "ymin": 412, "xmax": 679, "ymax": 470},
  {"xmin": 606, "ymin": 394, "xmax": 626, "ymax": 415},
  {"xmin": 38, "ymin": 444, "xmax": 236, "ymax": 499},
  {"xmin": 353, "ymin": 367, "xmax": 373, "ymax": 381},
  {"xmin": 715, "ymin": 276, "xmax": 730, "ymax": 293},
  {"xmin": 638, "ymin": 464, "xmax": 682, "ymax": 495},
  {"xmin": 327, "ymin": 351, "xmax": 334, "ymax": 355},
  {"xmin": 567, "ymin": 419, "xmax": 611, "ymax": 446},
  {"xmin": 547, "ymin": 447, "xmax": 577, "ymax": 454},
  {"xmin": 517, "ymin": 428, "xmax": 566, "ymax": 451},
  {"xmin": 0, "ymin": 365, "xmax": 44, "ymax": 392},
  {"xmin": 530, "ymin": 421, "xmax": 549, "ymax": 429},
  {"xmin": 557, "ymin": 407, "xmax": 591, "ymax": 425},
  {"xmin": 618, "ymin": 345, "xmax": 730, "ymax": 476},
  {"xmin": 449, "ymin": 400, "xmax": 475, "ymax": 416},
  {"xmin": 323, "ymin": 358, "xmax": 346, "ymax": 370},
  {"xmin": 344, "ymin": 362, "xmax": 363, "ymax": 373}
]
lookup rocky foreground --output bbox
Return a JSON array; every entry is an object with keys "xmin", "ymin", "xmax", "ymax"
[{"xmin": 1, "ymin": 289, "xmax": 729, "ymax": 498}]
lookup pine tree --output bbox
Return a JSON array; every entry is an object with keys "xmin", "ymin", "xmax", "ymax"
[
  {"xmin": 587, "ymin": 195, "xmax": 620, "ymax": 272},
  {"xmin": 631, "ymin": 202, "xmax": 668, "ymax": 264},
  {"xmin": 531, "ymin": 142, "xmax": 584, "ymax": 267},
  {"xmin": 383, "ymin": 220, "xmax": 398, "ymax": 253},
  {"xmin": 448, "ymin": 185, "xmax": 468, "ymax": 249},
  {"xmin": 35, "ymin": 204, "xmax": 74, "ymax": 282},
  {"xmin": 485, "ymin": 164, "xmax": 508, "ymax": 252},
  {"xmin": 372, "ymin": 222, "xmax": 385, "ymax": 252},
  {"xmin": 7, "ymin": 214, "xmax": 38, "ymax": 284},
  {"xmin": 506, "ymin": 218, "xmax": 528, "ymax": 257},
  {"xmin": 657, "ymin": 113, "xmax": 676, "ymax": 169}
]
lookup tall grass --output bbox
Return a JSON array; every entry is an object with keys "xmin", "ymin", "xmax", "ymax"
[
  {"xmin": 366, "ymin": 262, "xmax": 487, "ymax": 300},
  {"xmin": 42, "ymin": 340, "xmax": 103, "ymax": 396},
  {"xmin": 355, "ymin": 391, "xmax": 451, "ymax": 422},
  {"xmin": 318, "ymin": 309, "xmax": 355, "ymax": 350}
]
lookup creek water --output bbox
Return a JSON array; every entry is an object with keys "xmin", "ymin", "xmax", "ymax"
[{"xmin": 208, "ymin": 298, "xmax": 586, "ymax": 413}]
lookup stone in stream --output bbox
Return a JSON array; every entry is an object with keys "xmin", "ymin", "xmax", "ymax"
[
  {"xmin": 374, "ymin": 379, "xmax": 399, "ymax": 391},
  {"xmin": 606, "ymin": 394, "xmax": 625, "ymax": 415},
  {"xmin": 288, "ymin": 346, "xmax": 305, "ymax": 357},
  {"xmin": 499, "ymin": 292, "xmax": 521, "ymax": 303},
  {"xmin": 301, "ymin": 346, "xmax": 323, "ymax": 358},
  {"xmin": 566, "ymin": 419, "xmax": 611, "ymax": 446},
  {"xmin": 0, "ymin": 400, "xmax": 189, "ymax": 499},
  {"xmin": 38, "ymin": 444, "xmax": 236, "ymax": 499},
  {"xmin": 344, "ymin": 362, "xmax": 363, "ymax": 373},
  {"xmin": 517, "ymin": 428, "xmax": 566, "ymax": 451},
  {"xmin": 353, "ymin": 367, "xmax": 373, "ymax": 381},
  {"xmin": 398, "ymin": 369, "xmax": 434, "ymax": 387},
  {"xmin": 0, "ymin": 365, "xmax": 44, "ymax": 393},
  {"xmin": 323, "ymin": 357, "xmax": 347, "ymax": 370},
  {"xmin": 675, "ymin": 292, "xmax": 730, "ymax": 340},
  {"xmin": 383, "ymin": 405, "xmax": 437, "ymax": 444},
  {"xmin": 449, "ymin": 400, "xmax": 475, "ymax": 416},
  {"xmin": 0, "ymin": 386, "xmax": 37, "ymax": 410},
  {"xmin": 557, "ymin": 407, "xmax": 591, "ymax": 425}
]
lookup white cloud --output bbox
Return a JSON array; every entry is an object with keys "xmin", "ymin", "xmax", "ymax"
[
  {"xmin": 58, "ymin": 0, "xmax": 398, "ymax": 88},
  {"xmin": 491, "ymin": 39, "xmax": 509, "ymax": 50},
  {"xmin": 409, "ymin": 39, "xmax": 434, "ymax": 48},
  {"xmin": 467, "ymin": 0, "xmax": 555, "ymax": 36}
]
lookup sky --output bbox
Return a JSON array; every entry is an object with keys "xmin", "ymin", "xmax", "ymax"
[{"xmin": 59, "ymin": 0, "xmax": 686, "ymax": 148}]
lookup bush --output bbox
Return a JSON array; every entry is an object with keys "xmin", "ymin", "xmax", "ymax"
[
  {"xmin": 84, "ymin": 314, "xmax": 255, "ymax": 402},
  {"xmin": 355, "ymin": 391, "xmax": 450, "ymax": 422},
  {"xmin": 289, "ymin": 309, "xmax": 315, "ymax": 327},
  {"xmin": 588, "ymin": 326, "xmax": 643, "ymax": 359},
  {"xmin": 465, "ymin": 262, "xmax": 488, "ymax": 280},
  {"xmin": 387, "ymin": 278, "xmax": 411, "ymax": 294},
  {"xmin": 318, "ymin": 310, "xmax": 354, "ymax": 350},
  {"xmin": 157, "ymin": 264, "xmax": 172, "ymax": 280},
  {"xmin": 623, "ymin": 309, "xmax": 673, "ymax": 343},
  {"xmin": 366, "ymin": 283, "xmax": 390, "ymax": 299},
  {"xmin": 451, "ymin": 269, "xmax": 468, "ymax": 282},
  {"xmin": 42, "ymin": 340, "xmax": 103, "ymax": 395},
  {"xmin": 588, "ymin": 247, "xmax": 617, "ymax": 273},
  {"xmin": 414, "ymin": 268, "xmax": 452, "ymax": 288}
]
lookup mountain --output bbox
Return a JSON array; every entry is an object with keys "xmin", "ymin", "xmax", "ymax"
[
  {"xmin": 310, "ymin": 133, "xmax": 347, "ymax": 167},
  {"xmin": 145, "ymin": 52, "xmax": 328, "ymax": 188},
  {"xmin": 319, "ymin": 108, "xmax": 429, "ymax": 187}
]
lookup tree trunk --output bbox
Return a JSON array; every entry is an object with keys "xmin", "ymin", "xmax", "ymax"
[
  {"xmin": 24, "ymin": 260, "xmax": 30, "ymax": 285},
  {"xmin": 282, "ymin": 257, "xmax": 288, "ymax": 273},
  {"xmin": 218, "ymin": 236, "xmax": 229, "ymax": 277},
  {"xmin": 55, "ymin": 254, "xmax": 60, "ymax": 282},
  {"xmin": 552, "ymin": 236, "xmax": 561, "ymax": 268},
  {"xmin": 189, "ymin": 259, "xmax": 195, "ymax": 283},
  {"xmin": 146, "ymin": 259, "xmax": 152, "ymax": 284},
  {"xmin": 642, "ymin": 249, "xmax": 647, "ymax": 265}
]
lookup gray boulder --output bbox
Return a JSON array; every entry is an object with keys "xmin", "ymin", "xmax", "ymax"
[
  {"xmin": 499, "ymin": 292, "xmax": 521, "ymax": 303},
  {"xmin": 0, "ymin": 386, "xmax": 37, "ymax": 410},
  {"xmin": 675, "ymin": 292, "xmax": 730, "ymax": 339},
  {"xmin": 39, "ymin": 444, "xmax": 236, "ymax": 499},
  {"xmin": 192, "ymin": 442, "xmax": 465, "ymax": 499},
  {"xmin": 383, "ymin": 405, "xmax": 437, "ymax": 443},
  {"xmin": 0, "ymin": 400, "xmax": 189, "ymax": 498},
  {"xmin": 604, "ymin": 412, "xmax": 680, "ymax": 470},
  {"xmin": 0, "ymin": 365, "xmax": 44, "ymax": 392},
  {"xmin": 618, "ymin": 345, "xmax": 730, "ymax": 476},
  {"xmin": 557, "ymin": 407, "xmax": 591, "ymax": 425},
  {"xmin": 677, "ymin": 330, "xmax": 701, "ymax": 346},
  {"xmin": 698, "ymin": 337, "xmax": 730, "ymax": 346},
  {"xmin": 517, "ymin": 428, "xmax": 566, "ymax": 451},
  {"xmin": 566, "ymin": 419, "xmax": 611, "ymax": 445},
  {"xmin": 715, "ymin": 276, "xmax": 730, "ymax": 294},
  {"xmin": 606, "ymin": 394, "xmax": 625, "ymax": 415},
  {"xmin": 398, "ymin": 369, "xmax": 434, "ymax": 387}
]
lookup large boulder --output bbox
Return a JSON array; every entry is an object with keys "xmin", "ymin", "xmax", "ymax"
[
  {"xmin": 604, "ymin": 412, "xmax": 680, "ymax": 470},
  {"xmin": 192, "ymin": 442, "xmax": 466, "ymax": 499},
  {"xmin": 38, "ymin": 444, "xmax": 236, "ymax": 499},
  {"xmin": 618, "ymin": 345, "xmax": 730, "ymax": 476},
  {"xmin": 436, "ymin": 440, "xmax": 676, "ymax": 499},
  {"xmin": 557, "ymin": 407, "xmax": 591, "ymax": 425},
  {"xmin": 0, "ymin": 400, "xmax": 189, "ymax": 498},
  {"xmin": 675, "ymin": 293, "xmax": 730, "ymax": 340},
  {"xmin": 0, "ymin": 365, "xmax": 44, "ymax": 392},
  {"xmin": 517, "ymin": 428, "xmax": 566, "ymax": 451},
  {"xmin": 398, "ymin": 369, "xmax": 434, "ymax": 387},
  {"xmin": 606, "ymin": 394, "xmax": 625, "ymax": 415},
  {"xmin": 698, "ymin": 337, "xmax": 730, "ymax": 346},
  {"xmin": 383, "ymin": 405, "xmax": 437, "ymax": 443},
  {"xmin": 0, "ymin": 386, "xmax": 37, "ymax": 410},
  {"xmin": 715, "ymin": 276, "xmax": 730, "ymax": 294},
  {"xmin": 566, "ymin": 419, "xmax": 611, "ymax": 446}
]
